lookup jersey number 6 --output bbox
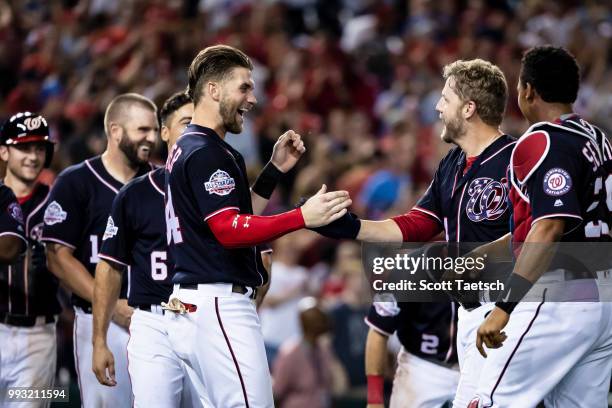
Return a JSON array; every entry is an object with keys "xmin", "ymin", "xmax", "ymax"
[{"xmin": 151, "ymin": 251, "xmax": 168, "ymax": 280}]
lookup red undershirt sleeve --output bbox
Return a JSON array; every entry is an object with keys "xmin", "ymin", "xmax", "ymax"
[
  {"xmin": 390, "ymin": 209, "xmax": 443, "ymax": 242},
  {"xmin": 207, "ymin": 208, "xmax": 305, "ymax": 248}
]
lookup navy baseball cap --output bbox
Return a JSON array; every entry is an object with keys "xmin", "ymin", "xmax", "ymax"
[{"xmin": 0, "ymin": 111, "xmax": 54, "ymax": 167}]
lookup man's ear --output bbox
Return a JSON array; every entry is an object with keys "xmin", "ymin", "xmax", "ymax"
[
  {"xmin": 464, "ymin": 101, "xmax": 477, "ymax": 120},
  {"xmin": 524, "ymin": 82, "xmax": 536, "ymax": 102},
  {"xmin": 0, "ymin": 145, "xmax": 9, "ymax": 162},
  {"xmin": 208, "ymin": 82, "xmax": 220, "ymax": 102},
  {"xmin": 108, "ymin": 123, "xmax": 123, "ymax": 144},
  {"xmin": 160, "ymin": 126, "xmax": 170, "ymax": 143}
]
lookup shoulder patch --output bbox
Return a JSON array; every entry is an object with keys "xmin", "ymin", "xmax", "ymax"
[
  {"xmin": 372, "ymin": 293, "xmax": 400, "ymax": 317},
  {"xmin": 102, "ymin": 216, "xmax": 118, "ymax": 240},
  {"xmin": 43, "ymin": 201, "xmax": 67, "ymax": 225},
  {"xmin": 512, "ymin": 131, "xmax": 550, "ymax": 184},
  {"xmin": 204, "ymin": 170, "xmax": 236, "ymax": 196},
  {"xmin": 7, "ymin": 202, "xmax": 23, "ymax": 224},
  {"xmin": 543, "ymin": 168, "xmax": 572, "ymax": 196}
]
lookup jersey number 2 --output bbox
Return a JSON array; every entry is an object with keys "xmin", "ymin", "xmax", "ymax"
[{"xmin": 421, "ymin": 334, "xmax": 439, "ymax": 355}]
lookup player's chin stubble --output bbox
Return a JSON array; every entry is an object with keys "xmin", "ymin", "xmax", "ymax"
[
  {"xmin": 219, "ymin": 98, "xmax": 242, "ymax": 134},
  {"xmin": 441, "ymin": 115, "xmax": 465, "ymax": 144},
  {"xmin": 119, "ymin": 135, "xmax": 149, "ymax": 166}
]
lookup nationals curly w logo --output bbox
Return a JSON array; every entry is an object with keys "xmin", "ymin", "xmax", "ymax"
[{"xmin": 465, "ymin": 177, "xmax": 508, "ymax": 222}]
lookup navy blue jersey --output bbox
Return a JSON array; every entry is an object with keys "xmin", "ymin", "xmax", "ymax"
[
  {"xmin": 510, "ymin": 116, "xmax": 612, "ymax": 244},
  {"xmin": 99, "ymin": 167, "xmax": 172, "ymax": 306},
  {"xmin": 366, "ymin": 299, "xmax": 458, "ymax": 363},
  {"xmin": 42, "ymin": 156, "xmax": 152, "ymax": 309},
  {"xmin": 367, "ymin": 136, "xmax": 515, "ymax": 364},
  {"xmin": 0, "ymin": 184, "xmax": 60, "ymax": 316},
  {"xmin": 416, "ymin": 135, "xmax": 515, "ymax": 243},
  {"xmin": 165, "ymin": 124, "xmax": 267, "ymax": 287},
  {"xmin": 0, "ymin": 182, "xmax": 26, "ymax": 247}
]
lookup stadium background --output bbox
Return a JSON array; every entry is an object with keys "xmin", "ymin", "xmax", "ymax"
[{"xmin": 0, "ymin": 0, "xmax": 610, "ymax": 406}]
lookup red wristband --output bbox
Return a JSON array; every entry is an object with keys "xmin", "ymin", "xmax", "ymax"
[{"xmin": 367, "ymin": 374, "xmax": 384, "ymax": 404}]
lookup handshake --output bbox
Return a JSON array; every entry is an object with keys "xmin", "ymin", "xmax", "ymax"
[{"xmin": 298, "ymin": 184, "xmax": 361, "ymax": 240}]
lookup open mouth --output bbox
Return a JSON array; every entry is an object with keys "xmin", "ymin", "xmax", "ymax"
[
  {"xmin": 138, "ymin": 144, "xmax": 153, "ymax": 155},
  {"xmin": 237, "ymin": 107, "xmax": 249, "ymax": 118}
]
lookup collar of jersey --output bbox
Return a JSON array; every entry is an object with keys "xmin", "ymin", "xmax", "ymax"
[
  {"xmin": 182, "ymin": 124, "xmax": 223, "ymax": 141},
  {"xmin": 475, "ymin": 134, "xmax": 515, "ymax": 165},
  {"xmin": 88, "ymin": 155, "xmax": 152, "ymax": 192},
  {"xmin": 182, "ymin": 124, "xmax": 238, "ymax": 153}
]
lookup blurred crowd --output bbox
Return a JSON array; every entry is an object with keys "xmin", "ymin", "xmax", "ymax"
[{"xmin": 1, "ymin": 0, "xmax": 610, "ymax": 406}]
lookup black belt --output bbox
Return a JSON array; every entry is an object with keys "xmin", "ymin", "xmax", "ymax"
[
  {"xmin": 0, "ymin": 313, "xmax": 55, "ymax": 327},
  {"xmin": 179, "ymin": 283, "xmax": 257, "ymax": 300},
  {"xmin": 134, "ymin": 304, "xmax": 164, "ymax": 314}
]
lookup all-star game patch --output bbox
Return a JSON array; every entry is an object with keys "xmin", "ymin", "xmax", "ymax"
[
  {"xmin": 204, "ymin": 170, "xmax": 236, "ymax": 196},
  {"xmin": 43, "ymin": 201, "xmax": 68, "ymax": 225},
  {"xmin": 543, "ymin": 168, "xmax": 572, "ymax": 196}
]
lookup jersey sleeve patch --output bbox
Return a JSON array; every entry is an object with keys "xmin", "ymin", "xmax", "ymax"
[
  {"xmin": 204, "ymin": 169, "xmax": 236, "ymax": 196},
  {"xmin": 542, "ymin": 168, "xmax": 572, "ymax": 196},
  {"xmin": 372, "ymin": 293, "xmax": 400, "ymax": 317},
  {"xmin": 102, "ymin": 216, "xmax": 118, "ymax": 240},
  {"xmin": 43, "ymin": 201, "xmax": 67, "ymax": 225},
  {"xmin": 512, "ymin": 131, "xmax": 550, "ymax": 184}
]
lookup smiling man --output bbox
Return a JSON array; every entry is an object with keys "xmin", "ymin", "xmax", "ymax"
[
  {"xmin": 0, "ymin": 112, "xmax": 59, "ymax": 398},
  {"xmin": 42, "ymin": 94, "xmax": 157, "ymax": 407},
  {"xmin": 163, "ymin": 44, "xmax": 351, "ymax": 407},
  {"xmin": 306, "ymin": 59, "xmax": 515, "ymax": 408}
]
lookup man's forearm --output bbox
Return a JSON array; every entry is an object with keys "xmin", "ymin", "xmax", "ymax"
[
  {"xmin": 358, "ymin": 220, "xmax": 403, "ymax": 243},
  {"xmin": 494, "ymin": 219, "xmax": 565, "ymax": 315},
  {"xmin": 475, "ymin": 232, "xmax": 512, "ymax": 261},
  {"xmin": 365, "ymin": 328, "xmax": 389, "ymax": 406},
  {"xmin": 365, "ymin": 329, "xmax": 389, "ymax": 375},
  {"xmin": 0, "ymin": 236, "xmax": 25, "ymax": 263},
  {"xmin": 512, "ymin": 219, "xmax": 564, "ymax": 283},
  {"xmin": 92, "ymin": 260, "xmax": 122, "ymax": 345},
  {"xmin": 46, "ymin": 243, "xmax": 96, "ymax": 301},
  {"xmin": 250, "ymin": 191, "xmax": 269, "ymax": 216}
]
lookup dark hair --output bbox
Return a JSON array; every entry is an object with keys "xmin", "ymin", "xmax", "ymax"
[
  {"xmin": 520, "ymin": 46, "xmax": 580, "ymax": 104},
  {"xmin": 159, "ymin": 92, "xmax": 192, "ymax": 126},
  {"xmin": 443, "ymin": 59, "xmax": 508, "ymax": 127},
  {"xmin": 187, "ymin": 45, "xmax": 253, "ymax": 105}
]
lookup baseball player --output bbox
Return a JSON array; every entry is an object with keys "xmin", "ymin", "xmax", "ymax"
[
  {"xmin": 90, "ymin": 91, "xmax": 204, "ymax": 407},
  {"xmin": 469, "ymin": 46, "xmax": 612, "ymax": 408},
  {"xmin": 0, "ymin": 112, "xmax": 60, "ymax": 406},
  {"xmin": 366, "ymin": 301, "xmax": 459, "ymax": 407},
  {"xmin": 309, "ymin": 59, "xmax": 515, "ymax": 407},
  {"xmin": 163, "ymin": 44, "xmax": 351, "ymax": 407},
  {"xmin": 42, "ymin": 94, "xmax": 157, "ymax": 407}
]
